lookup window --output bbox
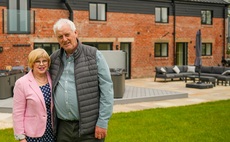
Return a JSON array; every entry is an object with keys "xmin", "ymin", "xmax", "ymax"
[
  {"xmin": 155, "ymin": 7, "xmax": 168, "ymax": 23},
  {"xmin": 155, "ymin": 43, "xmax": 168, "ymax": 57},
  {"xmin": 83, "ymin": 42, "xmax": 112, "ymax": 50},
  {"xmin": 89, "ymin": 3, "xmax": 106, "ymax": 21},
  {"xmin": 7, "ymin": 0, "xmax": 31, "ymax": 33},
  {"xmin": 202, "ymin": 43, "xmax": 212, "ymax": 56},
  {"xmin": 34, "ymin": 43, "xmax": 60, "ymax": 55},
  {"xmin": 201, "ymin": 10, "xmax": 212, "ymax": 25}
]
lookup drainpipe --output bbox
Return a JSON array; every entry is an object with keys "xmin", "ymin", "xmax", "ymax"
[
  {"xmin": 63, "ymin": 0, "xmax": 73, "ymax": 21},
  {"xmin": 172, "ymin": 0, "xmax": 176, "ymax": 65},
  {"xmin": 223, "ymin": 5, "xmax": 227, "ymax": 58}
]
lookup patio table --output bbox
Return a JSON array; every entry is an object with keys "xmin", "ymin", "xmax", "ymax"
[
  {"xmin": 185, "ymin": 75, "xmax": 216, "ymax": 87},
  {"xmin": 217, "ymin": 76, "xmax": 230, "ymax": 86}
]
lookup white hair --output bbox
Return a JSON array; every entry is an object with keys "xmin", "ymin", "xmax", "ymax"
[{"xmin": 53, "ymin": 18, "xmax": 76, "ymax": 35}]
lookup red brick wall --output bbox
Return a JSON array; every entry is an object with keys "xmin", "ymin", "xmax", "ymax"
[
  {"xmin": 0, "ymin": 8, "xmax": 69, "ymax": 70},
  {"xmin": 0, "ymin": 8, "xmax": 226, "ymax": 78},
  {"xmin": 176, "ymin": 16, "xmax": 224, "ymax": 66},
  {"xmin": 76, "ymin": 11, "xmax": 176, "ymax": 78}
]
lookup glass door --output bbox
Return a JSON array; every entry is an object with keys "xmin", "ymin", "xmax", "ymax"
[
  {"xmin": 120, "ymin": 43, "xmax": 131, "ymax": 79},
  {"xmin": 176, "ymin": 43, "xmax": 188, "ymax": 65}
]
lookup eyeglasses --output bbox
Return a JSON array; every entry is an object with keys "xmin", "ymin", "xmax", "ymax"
[{"xmin": 34, "ymin": 60, "xmax": 48, "ymax": 65}]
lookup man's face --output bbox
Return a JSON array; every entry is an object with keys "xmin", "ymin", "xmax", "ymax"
[{"xmin": 55, "ymin": 24, "xmax": 78, "ymax": 54}]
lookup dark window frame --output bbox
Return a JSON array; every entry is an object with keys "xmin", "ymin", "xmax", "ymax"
[
  {"xmin": 155, "ymin": 7, "xmax": 169, "ymax": 23},
  {"xmin": 34, "ymin": 43, "xmax": 60, "ymax": 55},
  {"xmin": 7, "ymin": 0, "xmax": 31, "ymax": 34},
  {"xmin": 154, "ymin": 43, "xmax": 168, "ymax": 57},
  {"xmin": 201, "ymin": 10, "xmax": 213, "ymax": 25},
  {"xmin": 82, "ymin": 42, "xmax": 112, "ymax": 50},
  {"xmin": 89, "ymin": 3, "xmax": 107, "ymax": 21},
  {"xmin": 202, "ymin": 43, "xmax": 212, "ymax": 56}
]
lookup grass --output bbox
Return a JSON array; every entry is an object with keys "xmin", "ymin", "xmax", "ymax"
[
  {"xmin": 106, "ymin": 99, "xmax": 230, "ymax": 142},
  {"xmin": 0, "ymin": 128, "xmax": 17, "ymax": 142},
  {"xmin": 1, "ymin": 100, "xmax": 229, "ymax": 142}
]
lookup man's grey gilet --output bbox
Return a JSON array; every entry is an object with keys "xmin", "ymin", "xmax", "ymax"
[{"xmin": 49, "ymin": 43, "xmax": 99, "ymax": 136}]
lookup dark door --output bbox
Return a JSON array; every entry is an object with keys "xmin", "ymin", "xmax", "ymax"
[
  {"xmin": 176, "ymin": 43, "xmax": 188, "ymax": 65},
  {"xmin": 120, "ymin": 43, "xmax": 131, "ymax": 79}
]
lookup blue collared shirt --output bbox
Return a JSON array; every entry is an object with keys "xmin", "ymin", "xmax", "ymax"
[{"xmin": 54, "ymin": 50, "xmax": 114, "ymax": 129}]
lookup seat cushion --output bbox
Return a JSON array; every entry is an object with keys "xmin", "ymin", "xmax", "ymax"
[
  {"xmin": 160, "ymin": 67, "xmax": 166, "ymax": 73},
  {"xmin": 173, "ymin": 66, "xmax": 180, "ymax": 74},
  {"xmin": 201, "ymin": 66, "xmax": 212, "ymax": 73},
  {"xmin": 165, "ymin": 66, "xmax": 175, "ymax": 73},
  {"xmin": 156, "ymin": 67, "xmax": 166, "ymax": 74},
  {"xmin": 187, "ymin": 66, "xmax": 195, "ymax": 73},
  {"xmin": 212, "ymin": 66, "xmax": 224, "ymax": 74},
  {"xmin": 222, "ymin": 70, "xmax": 230, "ymax": 76}
]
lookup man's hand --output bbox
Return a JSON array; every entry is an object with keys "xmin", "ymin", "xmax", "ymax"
[{"xmin": 95, "ymin": 126, "xmax": 107, "ymax": 139}]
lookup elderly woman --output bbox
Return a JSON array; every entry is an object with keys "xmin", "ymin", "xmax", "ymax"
[{"xmin": 13, "ymin": 48, "xmax": 54, "ymax": 142}]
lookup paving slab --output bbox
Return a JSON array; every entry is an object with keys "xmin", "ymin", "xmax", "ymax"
[{"xmin": 1, "ymin": 77, "xmax": 230, "ymax": 129}]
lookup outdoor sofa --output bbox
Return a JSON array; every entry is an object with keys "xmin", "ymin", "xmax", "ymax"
[{"xmin": 154, "ymin": 65, "xmax": 230, "ymax": 85}]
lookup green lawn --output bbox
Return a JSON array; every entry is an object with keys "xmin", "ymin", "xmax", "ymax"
[
  {"xmin": 0, "ymin": 128, "xmax": 17, "ymax": 142},
  {"xmin": 1, "ymin": 99, "xmax": 229, "ymax": 142},
  {"xmin": 106, "ymin": 99, "xmax": 230, "ymax": 142}
]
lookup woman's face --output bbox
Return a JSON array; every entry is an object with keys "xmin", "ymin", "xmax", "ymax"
[{"xmin": 32, "ymin": 57, "xmax": 49, "ymax": 75}]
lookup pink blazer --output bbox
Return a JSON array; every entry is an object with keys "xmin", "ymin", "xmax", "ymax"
[{"xmin": 13, "ymin": 70, "xmax": 53, "ymax": 138}]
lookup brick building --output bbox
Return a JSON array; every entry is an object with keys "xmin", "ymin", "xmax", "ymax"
[{"xmin": 0, "ymin": 0, "xmax": 228, "ymax": 78}]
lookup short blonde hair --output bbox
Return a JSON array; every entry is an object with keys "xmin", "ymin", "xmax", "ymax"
[{"xmin": 28, "ymin": 48, "xmax": 50, "ymax": 69}]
